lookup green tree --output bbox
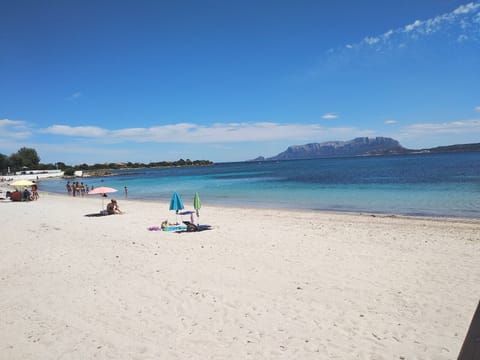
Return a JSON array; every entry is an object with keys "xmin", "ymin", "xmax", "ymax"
[
  {"xmin": 63, "ymin": 168, "xmax": 75, "ymax": 176},
  {"xmin": 0, "ymin": 153, "xmax": 7, "ymax": 174},
  {"xmin": 8, "ymin": 153, "xmax": 23, "ymax": 171},
  {"xmin": 15, "ymin": 147, "xmax": 40, "ymax": 168}
]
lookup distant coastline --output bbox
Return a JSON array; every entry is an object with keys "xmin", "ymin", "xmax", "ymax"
[{"xmin": 249, "ymin": 137, "xmax": 480, "ymax": 162}]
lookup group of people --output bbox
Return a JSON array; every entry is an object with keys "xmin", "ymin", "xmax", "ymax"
[
  {"xmin": 7, "ymin": 187, "xmax": 38, "ymax": 201},
  {"xmin": 64, "ymin": 181, "xmax": 127, "ymax": 215},
  {"xmin": 66, "ymin": 181, "xmax": 91, "ymax": 197},
  {"xmin": 6, "ymin": 182, "xmax": 39, "ymax": 202}
]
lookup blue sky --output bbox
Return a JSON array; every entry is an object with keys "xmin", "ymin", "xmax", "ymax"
[{"xmin": 1, "ymin": 0, "xmax": 480, "ymax": 164}]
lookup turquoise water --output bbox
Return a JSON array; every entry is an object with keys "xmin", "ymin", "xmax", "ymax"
[{"xmin": 39, "ymin": 152, "xmax": 480, "ymax": 218}]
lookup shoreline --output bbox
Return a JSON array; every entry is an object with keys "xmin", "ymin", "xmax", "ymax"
[
  {"xmin": 41, "ymin": 188, "xmax": 480, "ymax": 223},
  {"xmin": 1, "ymin": 191, "xmax": 479, "ymax": 359},
  {"xmin": 5, "ymin": 181, "xmax": 480, "ymax": 223}
]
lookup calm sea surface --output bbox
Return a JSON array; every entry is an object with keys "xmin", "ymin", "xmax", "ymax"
[{"xmin": 39, "ymin": 152, "xmax": 480, "ymax": 218}]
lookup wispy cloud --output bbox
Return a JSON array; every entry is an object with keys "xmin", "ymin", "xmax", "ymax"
[
  {"xmin": 41, "ymin": 122, "xmax": 372, "ymax": 144},
  {"xmin": 396, "ymin": 119, "xmax": 480, "ymax": 146},
  {"xmin": 44, "ymin": 125, "xmax": 107, "ymax": 137},
  {"xmin": 396, "ymin": 118, "xmax": 480, "ymax": 147},
  {"xmin": 32, "ymin": 117, "xmax": 480, "ymax": 146},
  {"xmin": 343, "ymin": 1, "xmax": 480, "ymax": 53},
  {"xmin": 384, "ymin": 119, "xmax": 398, "ymax": 125},
  {"xmin": 322, "ymin": 113, "xmax": 338, "ymax": 120},
  {"xmin": 403, "ymin": 119, "xmax": 480, "ymax": 134},
  {"xmin": 0, "ymin": 118, "xmax": 32, "ymax": 139},
  {"xmin": 7, "ymin": 116, "xmax": 480, "ymax": 162},
  {"xmin": 66, "ymin": 91, "xmax": 82, "ymax": 101},
  {"xmin": 475, "ymin": 106, "xmax": 480, "ymax": 112}
]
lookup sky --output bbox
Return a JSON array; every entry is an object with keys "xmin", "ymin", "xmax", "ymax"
[{"xmin": 1, "ymin": 0, "xmax": 480, "ymax": 164}]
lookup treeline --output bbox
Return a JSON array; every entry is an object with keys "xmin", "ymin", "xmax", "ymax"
[
  {"xmin": 0, "ymin": 147, "xmax": 213, "ymax": 175},
  {"xmin": 0, "ymin": 147, "xmax": 44, "ymax": 173},
  {"xmin": 424, "ymin": 143, "xmax": 480, "ymax": 153}
]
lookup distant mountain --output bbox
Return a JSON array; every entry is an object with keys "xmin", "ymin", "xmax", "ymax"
[
  {"xmin": 248, "ymin": 137, "xmax": 480, "ymax": 162},
  {"xmin": 250, "ymin": 156, "xmax": 266, "ymax": 162},
  {"xmin": 262, "ymin": 137, "xmax": 405, "ymax": 161}
]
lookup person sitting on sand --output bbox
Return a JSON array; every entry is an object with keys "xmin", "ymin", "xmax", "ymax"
[
  {"xmin": 106, "ymin": 199, "xmax": 122, "ymax": 215},
  {"xmin": 160, "ymin": 220, "xmax": 178, "ymax": 229},
  {"xmin": 23, "ymin": 188, "xmax": 33, "ymax": 201}
]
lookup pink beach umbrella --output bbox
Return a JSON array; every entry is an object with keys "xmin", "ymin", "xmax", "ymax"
[{"xmin": 88, "ymin": 186, "xmax": 118, "ymax": 211}]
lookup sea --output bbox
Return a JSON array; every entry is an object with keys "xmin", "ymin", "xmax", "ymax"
[{"xmin": 39, "ymin": 152, "xmax": 480, "ymax": 219}]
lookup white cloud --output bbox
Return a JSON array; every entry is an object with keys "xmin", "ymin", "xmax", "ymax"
[
  {"xmin": 0, "ymin": 119, "xmax": 21, "ymax": 127},
  {"xmin": 321, "ymin": 113, "xmax": 338, "ymax": 120},
  {"xmin": 43, "ymin": 125, "xmax": 108, "ymax": 137},
  {"xmin": 0, "ymin": 118, "xmax": 32, "ymax": 139},
  {"xmin": 403, "ymin": 119, "xmax": 480, "ymax": 134},
  {"xmin": 364, "ymin": 36, "xmax": 380, "ymax": 45},
  {"xmin": 454, "ymin": 2, "xmax": 480, "ymax": 15},
  {"xmin": 349, "ymin": 1, "xmax": 480, "ymax": 52},
  {"xmin": 395, "ymin": 118, "xmax": 480, "ymax": 148},
  {"xmin": 383, "ymin": 30, "xmax": 394, "ymax": 39},
  {"xmin": 38, "ymin": 122, "xmax": 374, "ymax": 144},
  {"xmin": 384, "ymin": 119, "xmax": 398, "ymax": 125},
  {"xmin": 404, "ymin": 20, "xmax": 423, "ymax": 33},
  {"xmin": 8, "ymin": 117, "xmax": 480, "ymax": 163}
]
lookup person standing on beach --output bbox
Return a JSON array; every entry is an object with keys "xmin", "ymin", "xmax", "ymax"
[
  {"xmin": 31, "ymin": 182, "xmax": 39, "ymax": 200},
  {"xmin": 124, "ymin": 186, "xmax": 128, "ymax": 198}
]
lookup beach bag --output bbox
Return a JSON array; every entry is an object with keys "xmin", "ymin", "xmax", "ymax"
[{"xmin": 183, "ymin": 221, "xmax": 198, "ymax": 232}]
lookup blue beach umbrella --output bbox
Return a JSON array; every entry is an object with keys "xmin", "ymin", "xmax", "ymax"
[
  {"xmin": 169, "ymin": 192, "xmax": 184, "ymax": 212},
  {"xmin": 169, "ymin": 192, "xmax": 184, "ymax": 222}
]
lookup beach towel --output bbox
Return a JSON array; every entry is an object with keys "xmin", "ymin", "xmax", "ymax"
[{"xmin": 147, "ymin": 223, "xmax": 188, "ymax": 232}]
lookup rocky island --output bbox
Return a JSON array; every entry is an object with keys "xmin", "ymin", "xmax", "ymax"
[{"xmin": 250, "ymin": 137, "xmax": 480, "ymax": 161}]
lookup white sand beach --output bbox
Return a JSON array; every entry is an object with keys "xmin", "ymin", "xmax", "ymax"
[{"xmin": 1, "ymin": 191, "xmax": 479, "ymax": 359}]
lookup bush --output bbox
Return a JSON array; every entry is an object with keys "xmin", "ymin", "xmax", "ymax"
[{"xmin": 63, "ymin": 168, "xmax": 75, "ymax": 176}]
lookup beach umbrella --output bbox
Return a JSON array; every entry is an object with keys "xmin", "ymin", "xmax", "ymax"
[
  {"xmin": 193, "ymin": 192, "xmax": 201, "ymax": 217},
  {"xmin": 88, "ymin": 186, "xmax": 118, "ymax": 211},
  {"xmin": 169, "ymin": 192, "xmax": 184, "ymax": 222},
  {"xmin": 169, "ymin": 192, "xmax": 184, "ymax": 213},
  {"xmin": 10, "ymin": 180, "xmax": 34, "ymax": 187}
]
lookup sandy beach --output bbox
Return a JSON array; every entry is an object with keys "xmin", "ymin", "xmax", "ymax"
[{"xmin": 1, "ymin": 189, "xmax": 479, "ymax": 359}]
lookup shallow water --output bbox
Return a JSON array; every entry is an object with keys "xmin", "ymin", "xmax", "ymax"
[{"xmin": 39, "ymin": 152, "xmax": 480, "ymax": 218}]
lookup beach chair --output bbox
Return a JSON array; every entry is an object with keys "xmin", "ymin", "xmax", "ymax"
[{"xmin": 458, "ymin": 301, "xmax": 480, "ymax": 360}]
